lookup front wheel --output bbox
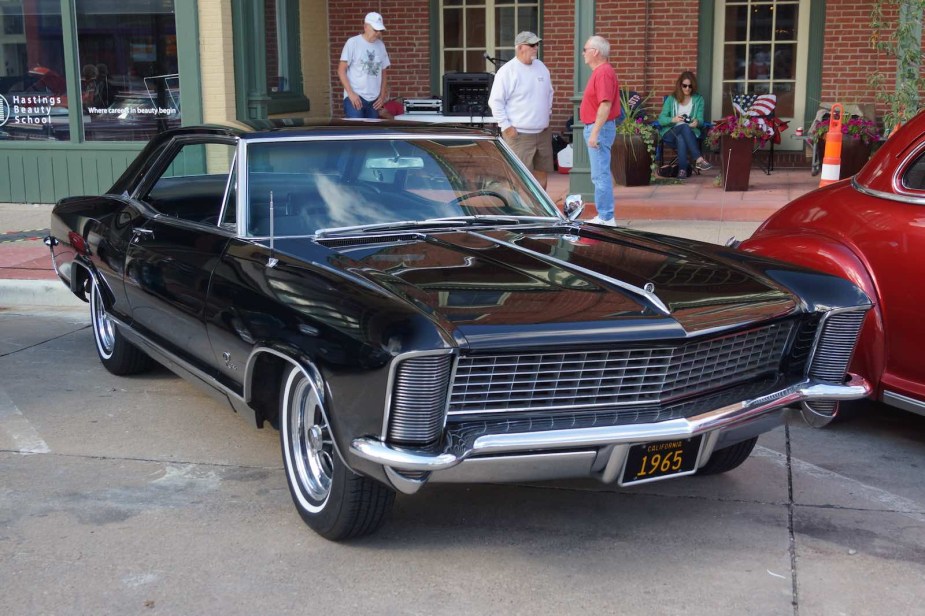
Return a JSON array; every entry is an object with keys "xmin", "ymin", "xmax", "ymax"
[
  {"xmin": 90, "ymin": 277, "xmax": 152, "ymax": 375},
  {"xmin": 697, "ymin": 437, "xmax": 758, "ymax": 475},
  {"xmin": 279, "ymin": 365, "xmax": 394, "ymax": 540}
]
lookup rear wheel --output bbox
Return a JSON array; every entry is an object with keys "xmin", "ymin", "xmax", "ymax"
[
  {"xmin": 698, "ymin": 437, "xmax": 758, "ymax": 475},
  {"xmin": 279, "ymin": 365, "xmax": 394, "ymax": 540},
  {"xmin": 90, "ymin": 278, "xmax": 152, "ymax": 375}
]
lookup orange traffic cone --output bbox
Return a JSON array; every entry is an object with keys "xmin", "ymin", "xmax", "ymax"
[{"xmin": 819, "ymin": 103, "xmax": 843, "ymax": 187}]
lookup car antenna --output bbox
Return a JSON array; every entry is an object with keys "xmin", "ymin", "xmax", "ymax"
[{"xmin": 267, "ymin": 190, "xmax": 279, "ymax": 268}]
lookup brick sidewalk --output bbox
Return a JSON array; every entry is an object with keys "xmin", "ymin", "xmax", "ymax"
[
  {"xmin": 546, "ymin": 166, "xmax": 819, "ymax": 222},
  {"xmin": 0, "ymin": 232, "xmax": 56, "ymax": 281}
]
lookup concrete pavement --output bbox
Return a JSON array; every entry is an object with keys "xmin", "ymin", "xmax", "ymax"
[
  {"xmin": 0, "ymin": 167, "xmax": 823, "ymax": 307},
  {"xmin": 1, "ymin": 308, "xmax": 924, "ymax": 614}
]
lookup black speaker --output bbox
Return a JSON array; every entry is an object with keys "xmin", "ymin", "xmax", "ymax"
[{"xmin": 442, "ymin": 72, "xmax": 493, "ymax": 116}]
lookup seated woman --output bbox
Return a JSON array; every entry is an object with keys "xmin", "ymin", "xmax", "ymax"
[{"xmin": 657, "ymin": 71, "xmax": 712, "ymax": 179}]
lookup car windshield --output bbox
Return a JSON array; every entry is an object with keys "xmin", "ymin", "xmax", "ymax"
[{"xmin": 243, "ymin": 137, "xmax": 561, "ymax": 237}]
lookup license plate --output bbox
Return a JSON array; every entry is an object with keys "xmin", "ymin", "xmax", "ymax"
[{"xmin": 620, "ymin": 436, "xmax": 704, "ymax": 485}]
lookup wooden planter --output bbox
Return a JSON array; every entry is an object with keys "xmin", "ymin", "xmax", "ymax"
[
  {"xmin": 820, "ymin": 135, "xmax": 872, "ymax": 179},
  {"xmin": 720, "ymin": 136, "xmax": 754, "ymax": 191},
  {"xmin": 612, "ymin": 133, "xmax": 652, "ymax": 186}
]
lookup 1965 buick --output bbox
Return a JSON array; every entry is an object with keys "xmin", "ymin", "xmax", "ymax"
[{"xmin": 46, "ymin": 120, "xmax": 871, "ymax": 540}]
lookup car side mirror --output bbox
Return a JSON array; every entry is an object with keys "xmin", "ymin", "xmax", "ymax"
[{"xmin": 564, "ymin": 194, "xmax": 584, "ymax": 221}]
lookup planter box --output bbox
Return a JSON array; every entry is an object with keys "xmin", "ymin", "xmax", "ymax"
[
  {"xmin": 720, "ymin": 136, "xmax": 754, "ymax": 191},
  {"xmin": 612, "ymin": 133, "xmax": 652, "ymax": 186}
]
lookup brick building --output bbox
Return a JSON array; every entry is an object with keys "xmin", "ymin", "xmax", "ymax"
[
  {"xmin": 0, "ymin": 0, "xmax": 918, "ymax": 203},
  {"xmin": 324, "ymin": 0, "xmax": 912, "ymax": 167}
]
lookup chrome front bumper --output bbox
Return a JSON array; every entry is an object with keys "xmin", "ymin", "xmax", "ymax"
[{"xmin": 350, "ymin": 375, "xmax": 870, "ymax": 494}]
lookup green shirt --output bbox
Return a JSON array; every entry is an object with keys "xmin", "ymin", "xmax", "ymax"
[{"xmin": 658, "ymin": 93, "xmax": 705, "ymax": 138}]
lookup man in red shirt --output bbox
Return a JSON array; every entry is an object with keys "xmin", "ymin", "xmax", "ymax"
[{"xmin": 579, "ymin": 35, "xmax": 621, "ymax": 225}]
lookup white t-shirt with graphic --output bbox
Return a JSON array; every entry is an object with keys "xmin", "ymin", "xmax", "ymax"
[{"xmin": 340, "ymin": 35, "xmax": 391, "ymax": 101}]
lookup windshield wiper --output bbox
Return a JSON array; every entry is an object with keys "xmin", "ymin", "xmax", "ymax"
[{"xmin": 315, "ymin": 216, "xmax": 555, "ymax": 237}]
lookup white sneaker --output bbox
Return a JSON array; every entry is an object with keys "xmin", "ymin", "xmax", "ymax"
[{"xmin": 587, "ymin": 216, "xmax": 616, "ymax": 226}]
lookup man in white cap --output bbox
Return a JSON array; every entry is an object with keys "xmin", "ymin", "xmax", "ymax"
[
  {"xmin": 338, "ymin": 12, "xmax": 390, "ymax": 119},
  {"xmin": 487, "ymin": 31, "xmax": 554, "ymax": 188}
]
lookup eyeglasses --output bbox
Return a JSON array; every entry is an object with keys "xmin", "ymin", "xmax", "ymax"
[
  {"xmin": 681, "ymin": 83, "xmax": 693, "ymax": 88},
  {"xmin": 525, "ymin": 43, "xmax": 538, "ymax": 48},
  {"xmin": 582, "ymin": 47, "xmax": 593, "ymax": 53}
]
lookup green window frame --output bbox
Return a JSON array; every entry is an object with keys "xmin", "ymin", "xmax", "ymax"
[
  {"xmin": 232, "ymin": 0, "xmax": 308, "ymax": 119},
  {"xmin": 438, "ymin": 0, "xmax": 542, "ymax": 74}
]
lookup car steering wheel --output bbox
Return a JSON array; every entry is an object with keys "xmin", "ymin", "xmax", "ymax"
[{"xmin": 446, "ymin": 189, "xmax": 509, "ymax": 210}]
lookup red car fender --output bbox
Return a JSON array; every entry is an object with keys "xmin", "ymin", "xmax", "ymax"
[{"xmin": 739, "ymin": 231, "xmax": 886, "ymax": 398}]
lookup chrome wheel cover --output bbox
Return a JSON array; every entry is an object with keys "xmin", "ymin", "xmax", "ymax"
[
  {"xmin": 289, "ymin": 375, "xmax": 334, "ymax": 503},
  {"xmin": 91, "ymin": 282, "xmax": 116, "ymax": 358}
]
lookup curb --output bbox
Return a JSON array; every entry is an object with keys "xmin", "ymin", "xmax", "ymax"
[{"xmin": 0, "ymin": 279, "xmax": 86, "ymax": 308}]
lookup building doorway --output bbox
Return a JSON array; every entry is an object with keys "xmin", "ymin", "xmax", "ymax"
[{"xmin": 710, "ymin": 0, "xmax": 810, "ymax": 152}]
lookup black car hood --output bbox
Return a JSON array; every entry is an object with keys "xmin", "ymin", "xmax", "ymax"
[{"xmin": 305, "ymin": 226, "xmax": 798, "ymax": 348}]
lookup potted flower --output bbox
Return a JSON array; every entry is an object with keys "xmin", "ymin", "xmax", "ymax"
[
  {"xmin": 612, "ymin": 88, "xmax": 657, "ymax": 186},
  {"xmin": 704, "ymin": 110, "xmax": 773, "ymax": 191},
  {"xmin": 812, "ymin": 115, "xmax": 881, "ymax": 179}
]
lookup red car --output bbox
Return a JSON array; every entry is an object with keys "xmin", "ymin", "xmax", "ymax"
[{"xmin": 739, "ymin": 110, "xmax": 925, "ymax": 423}]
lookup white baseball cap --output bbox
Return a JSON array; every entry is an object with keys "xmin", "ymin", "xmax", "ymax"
[{"xmin": 365, "ymin": 12, "xmax": 386, "ymax": 31}]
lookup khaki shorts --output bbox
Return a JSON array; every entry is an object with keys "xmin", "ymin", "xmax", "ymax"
[{"xmin": 504, "ymin": 128, "xmax": 555, "ymax": 173}]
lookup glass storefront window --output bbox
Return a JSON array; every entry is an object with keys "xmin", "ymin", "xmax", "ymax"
[
  {"xmin": 0, "ymin": 1, "xmax": 70, "ymax": 141},
  {"xmin": 718, "ymin": 1, "xmax": 799, "ymax": 119},
  {"xmin": 441, "ymin": 0, "xmax": 539, "ymax": 74},
  {"xmin": 76, "ymin": 0, "xmax": 179, "ymax": 141}
]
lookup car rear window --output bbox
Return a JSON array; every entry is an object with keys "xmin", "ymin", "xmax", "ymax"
[{"xmin": 902, "ymin": 150, "xmax": 925, "ymax": 191}]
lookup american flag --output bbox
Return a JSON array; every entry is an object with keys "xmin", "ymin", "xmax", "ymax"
[{"xmin": 732, "ymin": 93, "xmax": 777, "ymax": 137}]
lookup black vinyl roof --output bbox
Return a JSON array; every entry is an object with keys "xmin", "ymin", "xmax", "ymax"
[{"xmin": 165, "ymin": 118, "xmax": 495, "ymax": 140}]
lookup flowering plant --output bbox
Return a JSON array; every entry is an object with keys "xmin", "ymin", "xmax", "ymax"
[
  {"xmin": 614, "ymin": 88, "xmax": 658, "ymax": 178},
  {"xmin": 812, "ymin": 116, "xmax": 881, "ymax": 146},
  {"xmin": 704, "ymin": 112, "xmax": 772, "ymax": 150}
]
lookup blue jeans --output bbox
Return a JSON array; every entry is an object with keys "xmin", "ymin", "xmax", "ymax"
[
  {"xmin": 343, "ymin": 96, "xmax": 379, "ymax": 119},
  {"xmin": 584, "ymin": 120, "xmax": 616, "ymax": 220},
  {"xmin": 661, "ymin": 123, "xmax": 702, "ymax": 172}
]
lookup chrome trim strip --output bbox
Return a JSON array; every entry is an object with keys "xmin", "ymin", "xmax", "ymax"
[
  {"xmin": 242, "ymin": 133, "xmax": 498, "ymax": 145},
  {"xmin": 349, "ymin": 373, "xmax": 871, "ymax": 472},
  {"xmin": 467, "ymin": 230, "xmax": 671, "ymax": 315},
  {"xmin": 217, "ymin": 148, "xmax": 238, "ymax": 228},
  {"xmin": 883, "ymin": 390, "xmax": 925, "ymax": 416},
  {"xmin": 852, "ymin": 177, "xmax": 925, "ymax": 206},
  {"xmin": 117, "ymin": 311, "xmax": 249, "ymax": 406}
]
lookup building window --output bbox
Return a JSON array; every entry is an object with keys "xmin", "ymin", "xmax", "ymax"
[
  {"xmin": 231, "ymin": 0, "xmax": 306, "ymax": 118},
  {"xmin": 712, "ymin": 0, "xmax": 810, "ymax": 151},
  {"xmin": 441, "ymin": 0, "xmax": 539, "ymax": 73},
  {"xmin": 265, "ymin": 0, "xmax": 306, "ymax": 114},
  {"xmin": 75, "ymin": 0, "xmax": 179, "ymax": 141},
  {"xmin": 0, "ymin": 1, "xmax": 69, "ymax": 141}
]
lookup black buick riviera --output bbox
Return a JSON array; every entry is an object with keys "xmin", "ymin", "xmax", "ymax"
[{"xmin": 46, "ymin": 121, "xmax": 871, "ymax": 540}]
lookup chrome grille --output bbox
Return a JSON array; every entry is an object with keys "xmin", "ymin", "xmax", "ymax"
[
  {"xmin": 387, "ymin": 354, "xmax": 452, "ymax": 444},
  {"xmin": 448, "ymin": 321, "xmax": 795, "ymax": 416},
  {"xmin": 805, "ymin": 309, "xmax": 867, "ymax": 415}
]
